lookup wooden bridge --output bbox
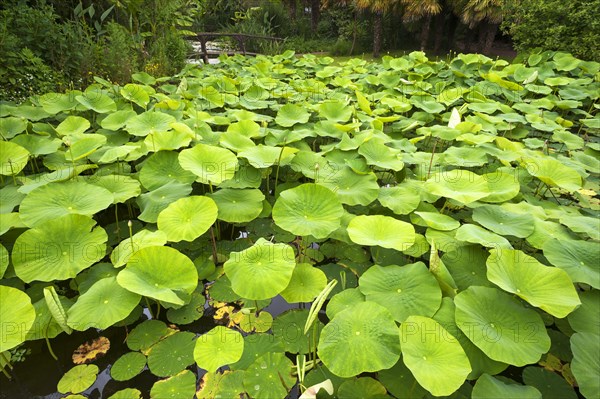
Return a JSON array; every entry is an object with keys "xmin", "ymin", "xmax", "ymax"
[{"xmin": 192, "ymin": 32, "xmax": 284, "ymax": 64}]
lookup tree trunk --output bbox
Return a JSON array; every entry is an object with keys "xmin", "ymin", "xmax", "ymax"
[
  {"xmin": 350, "ymin": 10, "xmax": 357, "ymax": 55},
  {"xmin": 287, "ymin": 0, "xmax": 297, "ymax": 23},
  {"xmin": 373, "ymin": 11, "xmax": 383, "ymax": 58},
  {"xmin": 310, "ymin": 0, "xmax": 320, "ymax": 33},
  {"xmin": 480, "ymin": 22, "xmax": 499, "ymax": 54},
  {"xmin": 420, "ymin": 14, "xmax": 432, "ymax": 51},
  {"xmin": 433, "ymin": 12, "xmax": 445, "ymax": 53},
  {"xmin": 446, "ymin": 12, "xmax": 459, "ymax": 50}
]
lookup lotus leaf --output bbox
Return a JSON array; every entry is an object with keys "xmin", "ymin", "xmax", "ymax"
[
  {"xmin": 347, "ymin": 215, "xmax": 416, "ymax": 251},
  {"xmin": 280, "ymin": 263, "xmax": 327, "ymax": 303},
  {"xmin": 111, "ymin": 352, "xmax": 147, "ymax": 381},
  {"xmin": 157, "ymin": 196, "xmax": 218, "ymax": 242},
  {"xmin": 243, "ymin": 352, "xmax": 295, "ymax": 399},
  {"xmin": 425, "ymin": 169, "xmax": 490, "ymax": 204},
  {"xmin": 275, "ymin": 104, "xmax": 311, "ymax": 127},
  {"xmin": 179, "ymin": 143, "xmax": 238, "ymax": 185},
  {"xmin": 570, "ymin": 332, "xmax": 600, "ymax": 399},
  {"xmin": 472, "ymin": 374, "xmax": 541, "ymax": 399},
  {"xmin": 0, "ymin": 286, "xmax": 36, "ymax": 352},
  {"xmin": 194, "ymin": 326, "xmax": 244, "ymax": 372},
  {"xmin": 150, "ymin": 370, "xmax": 196, "ymax": 399},
  {"xmin": 147, "ymin": 331, "xmax": 196, "ymax": 377},
  {"xmin": 543, "ymin": 239, "xmax": 600, "ymax": 289},
  {"xmin": 208, "ymin": 188, "xmax": 264, "ymax": 223},
  {"xmin": 57, "ymin": 364, "xmax": 99, "ymax": 394}
]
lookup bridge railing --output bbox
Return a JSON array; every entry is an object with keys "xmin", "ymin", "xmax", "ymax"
[{"xmin": 192, "ymin": 32, "xmax": 285, "ymax": 63}]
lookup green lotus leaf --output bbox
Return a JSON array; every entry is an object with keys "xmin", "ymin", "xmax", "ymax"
[
  {"xmin": 455, "ymin": 224, "xmax": 513, "ymax": 249},
  {"xmin": 425, "ymin": 170, "xmax": 490, "ymax": 204},
  {"xmin": 227, "ymin": 119, "xmax": 263, "ymax": 137},
  {"xmin": 144, "ymin": 129, "xmax": 193, "ymax": 152},
  {"xmin": 378, "ymin": 185, "xmax": 421, "ymax": 215},
  {"xmin": 347, "ymin": 215, "xmax": 416, "ymax": 251},
  {"xmin": 64, "ymin": 133, "xmax": 107, "ymax": 161},
  {"xmin": 0, "ymin": 141, "xmax": 29, "ymax": 176},
  {"xmin": 0, "ymin": 116, "xmax": 27, "ymax": 139},
  {"xmin": 243, "ymin": 352, "xmax": 295, "ymax": 399},
  {"xmin": 125, "ymin": 111, "xmax": 176, "ymax": 137},
  {"xmin": 76, "ymin": 92, "xmax": 117, "ymax": 113},
  {"xmin": 223, "ymin": 238, "xmax": 296, "ymax": 300},
  {"xmin": 136, "ymin": 181, "xmax": 192, "ymax": 223},
  {"xmin": 318, "ymin": 166, "xmax": 380, "ymax": 206},
  {"xmin": 13, "ymin": 214, "xmax": 107, "ymax": 282},
  {"xmin": 570, "ymin": 332, "xmax": 600, "ymax": 399},
  {"xmin": 443, "ymin": 245, "xmax": 494, "ymax": 290},
  {"xmin": 147, "ymin": 331, "xmax": 196, "ymax": 377},
  {"xmin": 522, "ymin": 366, "xmax": 577, "ymax": 399},
  {"xmin": 526, "ymin": 218, "xmax": 576, "ymax": 250},
  {"xmin": 472, "ymin": 205, "xmax": 535, "ymax": 238},
  {"xmin": 197, "ymin": 371, "xmax": 245, "ymax": 399},
  {"xmin": 325, "ymin": 288, "xmax": 365, "ymax": 320},
  {"xmin": 318, "ymin": 301, "xmax": 401, "ymax": 377},
  {"xmin": 126, "ymin": 320, "xmax": 171, "ymax": 352},
  {"xmin": 543, "ymin": 239, "xmax": 600, "ymax": 289},
  {"xmin": 139, "ymin": 151, "xmax": 196, "ymax": 190},
  {"xmin": 0, "ymin": 243, "xmax": 8, "ymax": 278},
  {"xmin": 0, "ymin": 286, "xmax": 36, "ymax": 352},
  {"xmin": 568, "ymin": 290, "xmax": 599, "ymax": 335},
  {"xmin": 413, "ymin": 211, "xmax": 460, "ymax": 231},
  {"xmin": 121, "ymin": 83, "xmax": 151, "ymax": 108},
  {"xmin": 0, "ymin": 212, "xmax": 25, "ymax": 235},
  {"xmin": 38, "ymin": 92, "xmax": 80, "ymax": 114},
  {"xmin": 358, "ymin": 262, "xmax": 441, "ymax": 322},
  {"xmin": 272, "ymin": 309, "xmax": 323, "ymax": 354},
  {"xmin": 194, "ymin": 326, "xmax": 244, "ymax": 372},
  {"xmin": 166, "ymin": 286, "xmax": 205, "ymax": 325},
  {"xmin": 472, "ymin": 374, "xmax": 541, "ymax": 399},
  {"xmin": 411, "ymin": 98, "xmax": 446, "ymax": 114},
  {"xmin": 238, "ymin": 145, "xmax": 298, "ymax": 168},
  {"xmin": 67, "ymin": 276, "xmax": 140, "ymax": 330},
  {"xmin": 55, "ymin": 116, "xmax": 90, "ymax": 137},
  {"xmin": 318, "ymin": 100, "xmax": 353, "ymax": 122},
  {"xmin": 107, "ymin": 388, "xmax": 142, "ymax": 399},
  {"xmin": 338, "ymin": 377, "xmax": 386, "ymax": 399},
  {"xmin": 157, "ymin": 196, "xmax": 218, "ymax": 242},
  {"xmin": 400, "ymin": 315, "xmax": 471, "ymax": 397},
  {"xmin": 90, "ymin": 175, "xmax": 141, "ymax": 203},
  {"xmin": 150, "ymin": 370, "xmax": 196, "ymax": 399},
  {"xmin": 0, "ymin": 184, "xmax": 25, "ymax": 213},
  {"xmin": 179, "ymin": 143, "xmax": 238, "ymax": 185},
  {"xmin": 232, "ymin": 310, "xmax": 273, "ymax": 333},
  {"xmin": 379, "ymin": 359, "xmax": 426, "ymax": 398},
  {"xmin": 57, "ymin": 364, "xmax": 99, "ymax": 394},
  {"xmin": 358, "ymin": 137, "xmax": 405, "ymax": 171},
  {"xmin": 275, "ymin": 103, "xmax": 311, "ymax": 127},
  {"xmin": 219, "ymin": 131, "xmax": 256, "ymax": 152},
  {"xmin": 526, "ymin": 157, "xmax": 582, "ymax": 191},
  {"xmin": 11, "ymin": 134, "xmax": 62, "ymax": 157},
  {"xmin": 111, "ymin": 352, "xmax": 147, "ymax": 381},
  {"xmin": 455, "ymin": 286, "xmax": 550, "ymax": 366},
  {"xmin": 487, "ymin": 248, "xmax": 580, "ymax": 318},
  {"xmin": 117, "ymin": 246, "xmax": 198, "ymax": 306},
  {"xmin": 207, "ymin": 275, "xmax": 241, "ymax": 302},
  {"xmin": 110, "ymin": 229, "xmax": 167, "ymax": 268},
  {"xmin": 280, "ymin": 263, "xmax": 327, "ymax": 303},
  {"xmin": 19, "ymin": 181, "xmax": 113, "ymax": 227},
  {"xmin": 100, "ymin": 110, "xmax": 137, "ymax": 130},
  {"xmin": 273, "ymin": 183, "xmax": 343, "ymax": 239},
  {"xmin": 208, "ymin": 188, "xmax": 264, "ymax": 223},
  {"xmin": 230, "ymin": 333, "xmax": 284, "ymax": 370}
]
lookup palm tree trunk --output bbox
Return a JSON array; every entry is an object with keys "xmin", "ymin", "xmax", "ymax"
[
  {"xmin": 420, "ymin": 14, "xmax": 432, "ymax": 51},
  {"xmin": 350, "ymin": 9, "xmax": 358, "ymax": 54},
  {"xmin": 480, "ymin": 22, "xmax": 499, "ymax": 54},
  {"xmin": 433, "ymin": 12, "xmax": 445, "ymax": 53},
  {"xmin": 310, "ymin": 0, "xmax": 320, "ymax": 33},
  {"xmin": 446, "ymin": 12, "xmax": 459, "ymax": 50},
  {"xmin": 373, "ymin": 11, "xmax": 383, "ymax": 58}
]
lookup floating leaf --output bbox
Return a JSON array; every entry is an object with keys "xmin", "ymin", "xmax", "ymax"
[
  {"xmin": 0, "ymin": 286, "xmax": 36, "ymax": 352},
  {"xmin": 425, "ymin": 170, "xmax": 490, "ymax": 204},
  {"xmin": 193, "ymin": 326, "xmax": 244, "ymax": 372},
  {"xmin": 275, "ymin": 104, "xmax": 311, "ymax": 127},
  {"xmin": 243, "ymin": 352, "xmax": 295, "ymax": 399},
  {"xmin": 280, "ymin": 263, "xmax": 327, "ymax": 303},
  {"xmin": 126, "ymin": 320, "xmax": 171, "ymax": 352},
  {"xmin": 471, "ymin": 374, "xmax": 541, "ymax": 399},
  {"xmin": 157, "ymin": 196, "xmax": 218, "ymax": 242},
  {"xmin": 0, "ymin": 141, "xmax": 29, "ymax": 176},
  {"xmin": 543, "ymin": 239, "xmax": 600, "ymax": 289},
  {"xmin": 147, "ymin": 331, "xmax": 196, "ymax": 377},
  {"xmin": 208, "ymin": 188, "xmax": 265, "ymax": 223},
  {"xmin": 57, "ymin": 364, "xmax": 99, "ymax": 394},
  {"xmin": 72, "ymin": 337, "xmax": 110, "ymax": 364},
  {"xmin": 150, "ymin": 370, "xmax": 196, "ymax": 399},
  {"xmin": 179, "ymin": 143, "xmax": 238, "ymax": 185},
  {"xmin": 347, "ymin": 215, "xmax": 416, "ymax": 251},
  {"xmin": 570, "ymin": 332, "xmax": 600, "ymax": 399},
  {"xmin": 110, "ymin": 352, "xmax": 147, "ymax": 381}
]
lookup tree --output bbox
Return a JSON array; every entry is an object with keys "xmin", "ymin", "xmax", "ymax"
[
  {"xmin": 453, "ymin": 0, "xmax": 503, "ymax": 54},
  {"xmin": 355, "ymin": 0, "xmax": 399, "ymax": 57},
  {"xmin": 311, "ymin": 0, "xmax": 321, "ymax": 33},
  {"xmin": 400, "ymin": 0, "xmax": 442, "ymax": 51}
]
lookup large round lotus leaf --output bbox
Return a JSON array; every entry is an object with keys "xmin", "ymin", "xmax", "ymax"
[
  {"xmin": 568, "ymin": 289, "xmax": 599, "ymax": 335},
  {"xmin": 522, "ymin": 366, "xmax": 577, "ymax": 399},
  {"xmin": 208, "ymin": 188, "xmax": 265, "ymax": 223},
  {"xmin": 100, "ymin": 110, "xmax": 137, "ymax": 130},
  {"xmin": 338, "ymin": 377, "xmax": 386, "ymax": 399},
  {"xmin": 243, "ymin": 352, "xmax": 295, "ymax": 399},
  {"xmin": 120, "ymin": 83, "xmax": 150, "ymax": 108},
  {"xmin": 144, "ymin": 128, "xmax": 193, "ymax": 152},
  {"xmin": 486, "ymin": 248, "xmax": 580, "ymax": 318},
  {"xmin": 347, "ymin": 215, "xmax": 416, "ymax": 251},
  {"xmin": 455, "ymin": 224, "xmax": 513, "ymax": 249},
  {"xmin": 107, "ymin": 388, "xmax": 142, "ymax": 399},
  {"xmin": 318, "ymin": 166, "xmax": 380, "ymax": 206},
  {"xmin": 472, "ymin": 374, "xmax": 541, "ymax": 399},
  {"xmin": 197, "ymin": 371, "xmax": 245, "ymax": 399},
  {"xmin": 194, "ymin": 326, "xmax": 244, "ymax": 372},
  {"xmin": 272, "ymin": 309, "xmax": 323, "ymax": 354},
  {"xmin": 110, "ymin": 229, "xmax": 168, "ymax": 267},
  {"xmin": 318, "ymin": 100, "xmax": 353, "ymax": 122},
  {"xmin": 111, "ymin": 352, "xmax": 147, "ymax": 381},
  {"xmin": 559, "ymin": 214, "xmax": 600, "ymax": 240},
  {"xmin": 125, "ymin": 111, "xmax": 176, "ymax": 136},
  {"xmin": 224, "ymin": 238, "xmax": 296, "ymax": 300},
  {"xmin": 147, "ymin": 331, "xmax": 196, "ymax": 377},
  {"xmin": 18, "ymin": 180, "xmax": 113, "ymax": 227},
  {"xmin": 318, "ymin": 301, "xmax": 401, "ymax": 377},
  {"xmin": 454, "ymin": 286, "xmax": 550, "ymax": 366},
  {"xmin": 90, "ymin": 175, "xmax": 141, "ymax": 204},
  {"xmin": 272, "ymin": 183, "xmax": 343, "ymax": 239},
  {"xmin": 275, "ymin": 103, "xmax": 311, "ymax": 127},
  {"xmin": 57, "ymin": 364, "xmax": 99, "ymax": 394},
  {"xmin": 76, "ymin": 92, "xmax": 117, "ymax": 113},
  {"xmin": 13, "ymin": 214, "xmax": 108, "ymax": 283},
  {"xmin": 280, "ymin": 263, "xmax": 327, "ymax": 303},
  {"xmin": 0, "ymin": 141, "xmax": 29, "ymax": 176},
  {"xmin": 379, "ymin": 359, "xmax": 427, "ymax": 399},
  {"xmin": 0, "ymin": 286, "xmax": 36, "ymax": 352},
  {"xmin": 230, "ymin": 333, "xmax": 284, "ymax": 370},
  {"xmin": 64, "ymin": 133, "xmax": 107, "ymax": 161},
  {"xmin": 136, "ymin": 181, "xmax": 192, "ymax": 223},
  {"xmin": 11, "ymin": 134, "xmax": 63, "ymax": 156},
  {"xmin": 55, "ymin": 115, "xmax": 90, "ymax": 136},
  {"xmin": 0, "ymin": 116, "xmax": 27, "ymax": 138},
  {"xmin": 139, "ymin": 151, "xmax": 196, "ymax": 190},
  {"xmin": 570, "ymin": 332, "xmax": 600, "ymax": 399},
  {"xmin": 325, "ymin": 288, "xmax": 365, "ymax": 320},
  {"xmin": 67, "ymin": 277, "xmax": 140, "ymax": 330},
  {"xmin": 126, "ymin": 320, "xmax": 171, "ymax": 352},
  {"xmin": 425, "ymin": 170, "xmax": 490, "ymax": 204},
  {"xmin": 150, "ymin": 370, "xmax": 196, "ymax": 399},
  {"xmin": 400, "ymin": 315, "xmax": 471, "ymax": 397},
  {"xmin": 413, "ymin": 211, "xmax": 460, "ymax": 231},
  {"xmin": 358, "ymin": 138, "xmax": 405, "ymax": 171},
  {"xmin": 0, "ymin": 184, "xmax": 24, "ymax": 213},
  {"xmin": 526, "ymin": 157, "xmax": 582, "ymax": 191},
  {"xmin": 178, "ymin": 143, "xmax": 238, "ymax": 185},
  {"xmin": 238, "ymin": 145, "xmax": 298, "ymax": 168},
  {"xmin": 543, "ymin": 239, "xmax": 600, "ymax": 289},
  {"xmin": 378, "ymin": 185, "xmax": 421, "ymax": 215},
  {"xmin": 157, "ymin": 196, "xmax": 218, "ymax": 242},
  {"xmin": 472, "ymin": 205, "xmax": 535, "ymax": 238},
  {"xmin": 166, "ymin": 286, "xmax": 205, "ymax": 325},
  {"xmin": 117, "ymin": 246, "xmax": 198, "ymax": 306},
  {"xmin": 358, "ymin": 263, "xmax": 441, "ymax": 322}
]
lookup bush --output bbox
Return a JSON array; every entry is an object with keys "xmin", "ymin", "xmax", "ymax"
[{"xmin": 502, "ymin": 0, "xmax": 600, "ymax": 61}]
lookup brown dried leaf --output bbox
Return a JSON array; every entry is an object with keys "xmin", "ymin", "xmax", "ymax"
[{"xmin": 72, "ymin": 336, "xmax": 110, "ymax": 364}]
